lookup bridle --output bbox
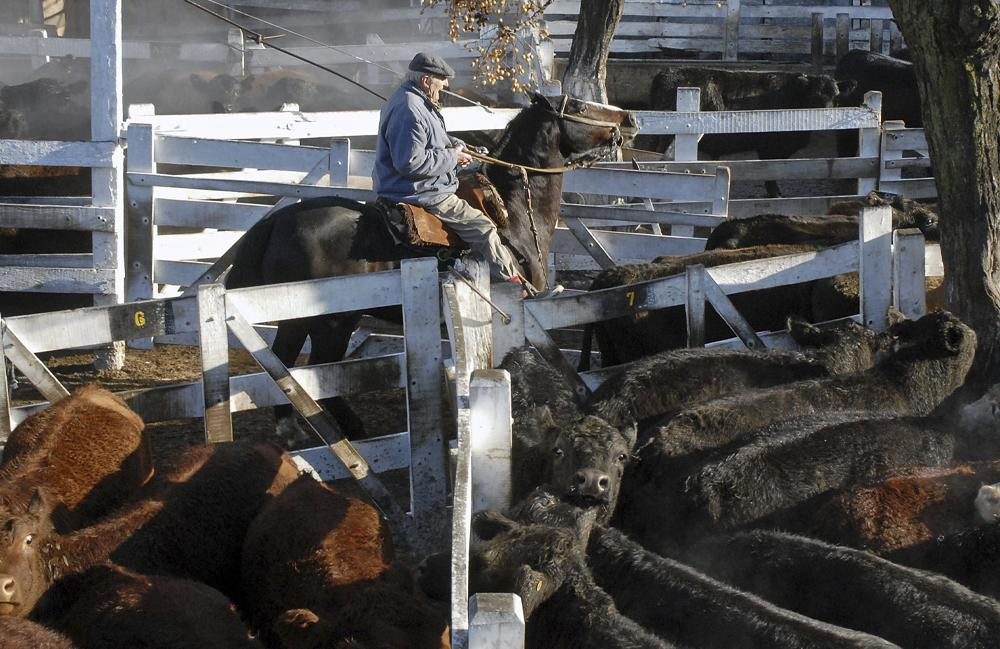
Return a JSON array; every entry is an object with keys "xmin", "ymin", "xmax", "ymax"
[{"xmin": 463, "ymin": 98, "xmax": 633, "ymax": 282}]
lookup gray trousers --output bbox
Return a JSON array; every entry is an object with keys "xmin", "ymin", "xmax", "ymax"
[{"xmin": 427, "ymin": 194, "xmax": 522, "ymax": 282}]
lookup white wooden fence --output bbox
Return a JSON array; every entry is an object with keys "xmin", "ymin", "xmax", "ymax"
[
  {"xmin": 0, "ymin": 256, "xmax": 451, "ymax": 552},
  {"xmin": 492, "ymin": 206, "xmax": 943, "ymax": 393},
  {"xmin": 544, "ymin": 0, "xmax": 903, "ymax": 63},
  {"xmin": 122, "ymin": 104, "xmax": 732, "ymax": 307}
]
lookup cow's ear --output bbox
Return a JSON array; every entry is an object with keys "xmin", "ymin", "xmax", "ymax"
[
  {"xmin": 472, "ymin": 510, "xmax": 516, "ymax": 540},
  {"xmin": 536, "ymin": 405, "xmax": 558, "ymax": 434},
  {"xmin": 787, "ymin": 316, "xmax": 824, "ymax": 345},
  {"xmin": 189, "ymin": 73, "xmax": 207, "ymax": 90},
  {"xmin": 619, "ymin": 419, "xmax": 639, "ymax": 450},
  {"xmin": 836, "ymin": 79, "xmax": 858, "ymax": 97},
  {"xmin": 27, "ymin": 489, "xmax": 43, "ymax": 515},
  {"xmin": 273, "ymin": 609, "xmax": 320, "ymax": 647}
]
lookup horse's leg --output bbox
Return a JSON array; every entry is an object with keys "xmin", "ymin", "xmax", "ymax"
[
  {"xmin": 271, "ymin": 319, "xmax": 311, "ymax": 448},
  {"xmin": 308, "ymin": 313, "xmax": 367, "ymax": 437}
]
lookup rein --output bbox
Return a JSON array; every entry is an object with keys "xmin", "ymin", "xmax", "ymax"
[
  {"xmin": 462, "ymin": 101, "xmax": 630, "ymax": 286},
  {"xmin": 463, "ymin": 148, "xmax": 586, "ymax": 174}
]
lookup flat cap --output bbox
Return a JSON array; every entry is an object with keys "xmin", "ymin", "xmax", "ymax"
[{"xmin": 408, "ymin": 52, "xmax": 455, "ymax": 78}]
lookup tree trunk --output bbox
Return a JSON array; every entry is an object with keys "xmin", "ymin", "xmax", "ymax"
[
  {"xmin": 561, "ymin": 0, "xmax": 625, "ymax": 103},
  {"xmin": 888, "ymin": 0, "xmax": 1000, "ymax": 391}
]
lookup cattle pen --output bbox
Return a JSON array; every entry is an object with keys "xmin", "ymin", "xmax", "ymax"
[{"xmin": 0, "ymin": 1, "xmax": 948, "ymax": 648}]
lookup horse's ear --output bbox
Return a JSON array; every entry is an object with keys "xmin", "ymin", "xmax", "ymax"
[{"xmin": 530, "ymin": 93, "xmax": 554, "ymax": 109}]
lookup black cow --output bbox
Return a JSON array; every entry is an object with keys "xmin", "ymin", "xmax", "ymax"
[
  {"xmin": 499, "ymin": 347, "xmax": 638, "ymax": 524},
  {"xmin": 124, "ymin": 70, "xmax": 244, "ymax": 115},
  {"xmin": 468, "ymin": 506, "xmax": 673, "ymax": 649},
  {"xmin": 615, "ymin": 311, "xmax": 976, "ymax": 551},
  {"xmin": 834, "ymin": 50, "xmax": 920, "ymax": 157},
  {"xmin": 0, "ymin": 78, "xmax": 89, "ymax": 140},
  {"xmin": 684, "ymin": 530, "xmax": 1000, "ymax": 649},
  {"xmin": 588, "ymin": 525, "xmax": 901, "ymax": 649},
  {"xmin": 649, "ymin": 67, "xmax": 844, "ymax": 196},
  {"xmin": 835, "ymin": 50, "xmax": 920, "ymax": 127}
]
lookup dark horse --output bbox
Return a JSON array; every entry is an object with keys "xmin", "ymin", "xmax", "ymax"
[{"xmin": 226, "ymin": 93, "xmax": 638, "ymax": 440}]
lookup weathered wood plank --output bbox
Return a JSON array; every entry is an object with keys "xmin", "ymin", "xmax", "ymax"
[
  {"xmin": 0, "ymin": 204, "xmax": 115, "ymax": 231},
  {"xmin": 198, "ymin": 283, "xmax": 233, "ymax": 443},
  {"xmin": 0, "ymin": 139, "xmax": 114, "ymax": 167}
]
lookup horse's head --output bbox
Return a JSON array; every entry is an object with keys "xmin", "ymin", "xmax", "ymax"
[{"xmin": 531, "ymin": 93, "xmax": 639, "ymax": 166}]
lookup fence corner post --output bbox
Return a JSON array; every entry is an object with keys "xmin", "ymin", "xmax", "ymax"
[
  {"xmin": 859, "ymin": 205, "xmax": 893, "ymax": 332},
  {"xmin": 197, "ymin": 282, "xmax": 233, "ymax": 444},
  {"xmin": 857, "ymin": 90, "xmax": 882, "ymax": 195},
  {"xmin": 470, "ymin": 369, "xmax": 513, "ymax": 514},
  {"xmin": 892, "ymin": 228, "xmax": 927, "ymax": 321},
  {"xmin": 469, "ymin": 593, "xmax": 525, "ymax": 649}
]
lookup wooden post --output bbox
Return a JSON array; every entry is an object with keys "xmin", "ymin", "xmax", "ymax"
[
  {"xmin": 401, "ymin": 257, "xmax": 447, "ymax": 556},
  {"xmin": 723, "ymin": 0, "xmax": 741, "ymax": 62},
  {"xmin": 470, "ymin": 369, "xmax": 513, "ymax": 514},
  {"xmin": 197, "ymin": 283, "xmax": 233, "ymax": 444},
  {"xmin": 686, "ymin": 264, "xmax": 706, "ymax": 347},
  {"xmin": 835, "ymin": 13, "xmax": 850, "ymax": 61},
  {"xmin": 672, "ymin": 87, "xmax": 700, "ymax": 237},
  {"xmin": 811, "ymin": 12, "xmax": 824, "ymax": 73},
  {"xmin": 329, "ymin": 138, "xmax": 350, "ymax": 187},
  {"xmin": 469, "ymin": 593, "xmax": 525, "ymax": 649},
  {"xmin": 227, "ymin": 27, "xmax": 245, "ymax": 77},
  {"xmin": 870, "ymin": 18, "xmax": 885, "ymax": 55},
  {"xmin": 90, "ymin": 0, "xmax": 126, "ymax": 371},
  {"xmin": 859, "ymin": 205, "xmax": 893, "ymax": 332},
  {"xmin": 888, "ymin": 20, "xmax": 904, "ymax": 56},
  {"xmin": 28, "ymin": 28, "xmax": 48, "ymax": 68},
  {"xmin": 892, "ymin": 228, "xmax": 926, "ymax": 320},
  {"xmin": 857, "ymin": 91, "xmax": 882, "ymax": 195},
  {"xmin": 491, "ymin": 282, "xmax": 525, "ymax": 365},
  {"xmin": 712, "ymin": 166, "xmax": 731, "ymax": 218},
  {"xmin": 0, "ymin": 317, "xmax": 11, "ymax": 443},
  {"xmin": 879, "ymin": 120, "xmax": 905, "ymax": 192},
  {"xmin": 125, "ymin": 113, "xmax": 156, "ymax": 348}
]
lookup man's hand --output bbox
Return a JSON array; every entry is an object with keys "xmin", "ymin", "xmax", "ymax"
[{"xmin": 455, "ymin": 144, "xmax": 473, "ymax": 167}]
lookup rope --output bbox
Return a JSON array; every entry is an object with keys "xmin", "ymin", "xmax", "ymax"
[
  {"xmin": 181, "ymin": 0, "xmax": 500, "ymax": 113},
  {"xmin": 181, "ymin": 0, "xmax": 387, "ymax": 101}
]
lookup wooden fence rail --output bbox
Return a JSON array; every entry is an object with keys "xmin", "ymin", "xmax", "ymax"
[{"xmin": 544, "ymin": 0, "xmax": 902, "ymax": 63}]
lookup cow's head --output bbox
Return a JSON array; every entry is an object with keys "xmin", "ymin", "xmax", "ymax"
[
  {"xmin": 534, "ymin": 407, "xmax": 638, "ymax": 524},
  {"xmin": 0, "ymin": 489, "xmax": 57, "ymax": 618}
]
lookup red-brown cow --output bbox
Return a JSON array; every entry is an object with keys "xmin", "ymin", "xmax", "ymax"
[
  {"xmin": 0, "ymin": 384, "xmax": 152, "ymax": 531},
  {"xmin": 0, "ymin": 441, "xmax": 299, "ymax": 618},
  {"xmin": 242, "ymin": 474, "xmax": 450, "ymax": 649},
  {"xmin": 43, "ymin": 562, "xmax": 263, "ymax": 649},
  {"xmin": 0, "ymin": 617, "xmax": 77, "ymax": 649}
]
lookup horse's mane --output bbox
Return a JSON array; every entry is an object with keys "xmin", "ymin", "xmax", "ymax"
[{"xmin": 490, "ymin": 102, "xmax": 548, "ymax": 160}]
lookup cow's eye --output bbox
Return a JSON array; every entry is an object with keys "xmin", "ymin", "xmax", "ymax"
[
  {"xmin": 24, "ymin": 534, "xmax": 33, "ymax": 545},
  {"xmin": 617, "ymin": 453, "xmax": 628, "ymax": 462},
  {"xmin": 553, "ymin": 448, "xmax": 564, "ymax": 458}
]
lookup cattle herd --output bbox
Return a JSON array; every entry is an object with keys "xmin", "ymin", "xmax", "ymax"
[{"xmin": 3, "ymin": 44, "xmax": 991, "ymax": 649}]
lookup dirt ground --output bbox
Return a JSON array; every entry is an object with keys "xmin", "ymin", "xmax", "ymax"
[{"xmin": 9, "ymin": 343, "xmax": 410, "ymax": 471}]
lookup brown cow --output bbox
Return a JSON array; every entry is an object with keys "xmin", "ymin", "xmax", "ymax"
[
  {"xmin": 0, "ymin": 441, "xmax": 299, "ymax": 618},
  {"xmin": 0, "ymin": 384, "xmax": 152, "ymax": 531},
  {"xmin": 42, "ymin": 562, "xmax": 263, "ymax": 649},
  {"xmin": 770, "ymin": 461, "xmax": 1000, "ymax": 555},
  {"xmin": 241, "ymin": 474, "xmax": 450, "ymax": 649},
  {"xmin": 0, "ymin": 617, "xmax": 77, "ymax": 649}
]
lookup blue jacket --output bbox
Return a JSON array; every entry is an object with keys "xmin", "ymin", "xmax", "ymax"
[{"xmin": 373, "ymin": 81, "xmax": 462, "ymax": 206}]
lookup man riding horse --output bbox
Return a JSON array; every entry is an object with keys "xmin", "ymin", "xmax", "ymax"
[{"xmin": 373, "ymin": 52, "xmax": 559, "ymax": 298}]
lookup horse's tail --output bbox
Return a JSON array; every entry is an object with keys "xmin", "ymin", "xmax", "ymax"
[
  {"xmin": 225, "ymin": 211, "xmax": 280, "ymax": 289},
  {"xmin": 577, "ymin": 322, "xmax": 594, "ymax": 372}
]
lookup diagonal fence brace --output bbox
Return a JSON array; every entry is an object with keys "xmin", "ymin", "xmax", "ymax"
[{"xmin": 222, "ymin": 299, "xmax": 406, "ymax": 525}]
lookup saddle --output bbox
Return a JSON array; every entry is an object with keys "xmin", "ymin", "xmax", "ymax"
[{"xmin": 376, "ymin": 173, "xmax": 508, "ymax": 249}]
